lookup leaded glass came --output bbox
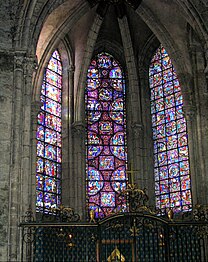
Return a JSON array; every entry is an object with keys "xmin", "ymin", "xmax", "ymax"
[
  {"xmin": 36, "ymin": 50, "xmax": 62, "ymax": 212},
  {"xmin": 149, "ymin": 45, "xmax": 192, "ymax": 213},
  {"xmin": 86, "ymin": 53, "xmax": 128, "ymax": 218}
]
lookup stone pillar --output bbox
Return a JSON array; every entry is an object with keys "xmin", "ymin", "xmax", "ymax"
[
  {"xmin": 0, "ymin": 51, "xmax": 14, "ymax": 261},
  {"xmin": 72, "ymin": 121, "xmax": 86, "ymax": 220},
  {"xmin": 131, "ymin": 123, "xmax": 144, "ymax": 185},
  {"xmin": 75, "ymin": 14, "xmax": 103, "ymax": 122},
  {"xmin": 138, "ymin": 66, "xmax": 155, "ymax": 204},
  {"xmin": 62, "ymin": 65, "xmax": 75, "ymax": 206},
  {"xmin": 21, "ymin": 56, "xmax": 37, "ymax": 213},
  {"xmin": 183, "ymin": 39, "xmax": 208, "ymax": 205},
  {"xmin": 19, "ymin": 56, "xmax": 38, "ymax": 262},
  {"xmin": 118, "ymin": 16, "xmax": 144, "ymax": 185},
  {"xmin": 8, "ymin": 52, "xmax": 25, "ymax": 261}
]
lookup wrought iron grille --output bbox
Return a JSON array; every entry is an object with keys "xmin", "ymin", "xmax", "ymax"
[{"xmin": 20, "ymin": 208, "xmax": 208, "ymax": 262}]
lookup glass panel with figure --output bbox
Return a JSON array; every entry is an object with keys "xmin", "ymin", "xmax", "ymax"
[
  {"xmin": 149, "ymin": 45, "xmax": 192, "ymax": 213},
  {"xmin": 86, "ymin": 53, "xmax": 128, "ymax": 218},
  {"xmin": 36, "ymin": 50, "xmax": 62, "ymax": 212}
]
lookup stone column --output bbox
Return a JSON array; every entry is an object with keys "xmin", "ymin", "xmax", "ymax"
[
  {"xmin": 8, "ymin": 52, "xmax": 25, "ymax": 261},
  {"xmin": 118, "ymin": 16, "xmax": 144, "ymax": 185},
  {"xmin": 138, "ymin": 66, "xmax": 155, "ymax": 204},
  {"xmin": 62, "ymin": 65, "xmax": 75, "ymax": 206},
  {"xmin": 0, "ymin": 51, "xmax": 14, "ymax": 261},
  {"xmin": 72, "ymin": 121, "xmax": 86, "ymax": 220},
  {"xmin": 20, "ymin": 56, "xmax": 38, "ymax": 262},
  {"xmin": 183, "ymin": 40, "xmax": 208, "ymax": 205},
  {"xmin": 21, "ymin": 56, "xmax": 37, "ymax": 212}
]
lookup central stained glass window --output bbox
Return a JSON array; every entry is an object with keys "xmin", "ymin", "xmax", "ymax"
[
  {"xmin": 149, "ymin": 45, "xmax": 192, "ymax": 213},
  {"xmin": 86, "ymin": 53, "xmax": 128, "ymax": 218}
]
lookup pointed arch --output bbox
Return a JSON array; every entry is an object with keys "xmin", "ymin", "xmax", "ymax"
[
  {"xmin": 149, "ymin": 45, "xmax": 192, "ymax": 213},
  {"xmin": 36, "ymin": 50, "xmax": 62, "ymax": 212}
]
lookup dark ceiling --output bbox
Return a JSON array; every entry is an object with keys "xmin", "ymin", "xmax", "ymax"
[{"xmin": 87, "ymin": 0, "xmax": 142, "ymax": 18}]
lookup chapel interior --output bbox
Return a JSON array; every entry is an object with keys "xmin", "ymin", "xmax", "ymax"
[{"xmin": 0, "ymin": 0, "xmax": 208, "ymax": 261}]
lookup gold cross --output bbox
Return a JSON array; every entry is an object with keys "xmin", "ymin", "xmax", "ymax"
[
  {"xmin": 126, "ymin": 163, "xmax": 148, "ymax": 185},
  {"xmin": 126, "ymin": 163, "xmax": 139, "ymax": 184}
]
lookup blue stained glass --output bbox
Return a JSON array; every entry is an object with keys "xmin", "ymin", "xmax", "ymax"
[
  {"xmin": 36, "ymin": 50, "xmax": 62, "ymax": 212},
  {"xmin": 98, "ymin": 54, "xmax": 112, "ymax": 68},
  {"xmin": 44, "ymin": 98, "xmax": 61, "ymax": 117},
  {"xmin": 99, "ymin": 121, "xmax": 113, "ymax": 134},
  {"xmin": 149, "ymin": 45, "xmax": 192, "ymax": 213},
  {"xmin": 111, "ymin": 132, "xmax": 125, "ymax": 145},
  {"xmin": 109, "ymin": 111, "xmax": 124, "ymax": 125},
  {"xmin": 110, "ymin": 146, "xmax": 126, "ymax": 160},
  {"xmin": 109, "ymin": 68, "xmax": 122, "ymax": 78},
  {"xmin": 111, "ymin": 166, "xmax": 126, "ymax": 180},
  {"xmin": 37, "ymin": 125, "xmax": 44, "ymax": 141},
  {"xmin": 88, "ymin": 145, "xmax": 103, "ymax": 159},
  {"xmin": 88, "ymin": 68, "xmax": 99, "ymax": 78},
  {"xmin": 36, "ymin": 158, "xmax": 44, "ymax": 173},
  {"xmin": 87, "ymin": 79, "xmax": 100, "ymax": 91},
  {"xmin": 99, "ymin": 88, "xmax": 112, "ymax": 101},
  {"xmin": 88, "ymin": 167, "xmax": 102, "ymax": 180},
  {"xmin": 111, "ymin": 181, "xmax": 126, "ymax": 192},
  {"xmin": 86, "ymin": 53, "xmax": 128, "ymax": 218},
  {"xmin": 45, "ymin": 160, "xmax": 56, "ymax": 176},
  {"xmin": 88, "ymin": 181, "xmax": 104, "ymax": 195},
  {"xmin": 110, "ymin": 79, "xmax": 123, "ymax": 91},
  {"xmin": 100, "ymin": 192, "xmax": 115, "ymax": 207}
]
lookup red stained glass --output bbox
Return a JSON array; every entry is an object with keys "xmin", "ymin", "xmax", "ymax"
[
  {"xmin": 149, "ymin": 45, "xmax": 192, "ymax": 213},
  {"xmin": 86, "ymin": 53, "xmax": 128, "ymax": 218},
  {"xmin": 36, "ymin": 50, "xmax": 62, "ymax": 212}
]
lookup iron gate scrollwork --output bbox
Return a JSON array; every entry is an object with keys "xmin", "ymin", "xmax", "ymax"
[
  {"xmin": 98, "ymin": 213, "xmax": 169, "ymax": 262},
  {"xmin": 20, "ymin": 207, "xmax": 208, "ymax": 261}
]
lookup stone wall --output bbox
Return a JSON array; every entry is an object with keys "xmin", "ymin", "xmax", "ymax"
[{"xmin": 0, "ymin": 0, "xmax": 208, "ymax": 261}]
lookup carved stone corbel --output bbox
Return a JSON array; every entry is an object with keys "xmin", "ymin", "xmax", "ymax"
[
  {"xmin": 72, "ymin": 121, "xmax": 86, "ymax": 137},
  {"xmin": 14, "ymin": 53, "xmax": 25, "ymax": 72},
  {"xmin": 131, "ymin": 122, "xmax": 143, "ymax": 137}
]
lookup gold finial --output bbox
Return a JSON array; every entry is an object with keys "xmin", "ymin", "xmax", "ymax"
[
  {"xmin": 107, "ymin": 246, "xmax": 125, "ymax": 262},
  {"xmin": 167, "ymin": 209, "xmax": 174, "ymax": 220},
  {"xmin": 89, "ymin": 209, "xmax": 96, "ymax": 223}
]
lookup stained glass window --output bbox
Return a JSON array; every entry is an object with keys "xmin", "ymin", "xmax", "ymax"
[
  {"xmin": 149, "ymin": 45, "xmax": 192, "ymax": 213},
  {"xmin": 36, "ymin": 50, "xmax": 62, "ymax": 212},
  {"xmin": 86, "ymin": 53, "xmax": 128, "ymax": 218}
]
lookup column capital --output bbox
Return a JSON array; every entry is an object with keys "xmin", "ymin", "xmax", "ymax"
[
  {"xmin": 183, "ymin": 106, "xmax": 197, "ymax": 121},
  {"xmin": 14, "ymin": 54, "xmax": 25, "ymax": 71},
  {"xmin": 72, "ymin": 121, "xmax": 86, "ymax": 136},
  {"xmin": 24, "ymin": 55, "xmax": 38, "ymax": 75},
  {"xmin": 131, "ymin": 122, "xmax": 143, "ymax": 135},
  {"xmin": 68, "ymin": 65, "xmax": 75, "ymax": 73},
  {"xmin": 67, "ymin": 65, "xmax": 75, "ymax": 80}
]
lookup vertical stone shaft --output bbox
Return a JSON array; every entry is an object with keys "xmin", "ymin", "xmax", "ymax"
[
  {"xmin": 8, "ymin": 53, "xmax": 24, "ymax": 261},
  {"xmin": 62, "ymin": 66, "xmax": 75, "ymax": 207},
  {"xmin": 118, "ymin": 16, "xmax": 144, "ymax": 187}
]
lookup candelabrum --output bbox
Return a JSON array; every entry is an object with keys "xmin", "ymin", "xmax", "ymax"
[{"xmin": 120, "ymin": 181, "xmax": 149, "ymax": 213}]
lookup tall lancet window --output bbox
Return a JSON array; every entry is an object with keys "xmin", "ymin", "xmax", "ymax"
[
  {"xmin": 149, "ymin": 45, "xmax": 192, "ymax": 213},
  {"xmin": 36, "ymin": 50, "xmax": 62, "ymax": 212},
  {"xmin": 86, "ymin": 53, "xmax": 128, "ymax": 218}
]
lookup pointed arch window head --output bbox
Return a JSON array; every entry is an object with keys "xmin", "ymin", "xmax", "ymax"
[
  {"xmin": 36, "ymin": 50, "xmax": 62, "ymax": 212},
  {"xmin": 149, "ymin": 45, "xmax": 192, "ymax": 213},
  {"xmin": 86, "ymin": 52, "xmax": 128, "ymax": 218}
]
